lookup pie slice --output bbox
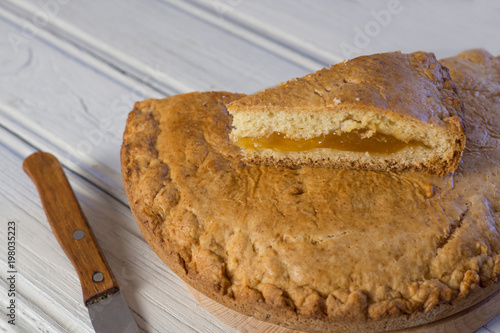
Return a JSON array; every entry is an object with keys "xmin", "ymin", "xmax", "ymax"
[{"xmin": 228, "ymin": 51, "xmax": 466, "ymax": 176}]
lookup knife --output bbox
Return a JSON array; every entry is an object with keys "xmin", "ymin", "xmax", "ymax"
[{"xmin": 23, "ymin": 152, "xmax": 140, "ymax": 333}]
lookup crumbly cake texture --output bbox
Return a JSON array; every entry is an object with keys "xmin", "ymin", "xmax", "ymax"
[
  {"xmin": 228, "ymin": 51, "xmax": 465, "ymax": 176},
  {"xmin": 121, "ymin": 50, "xmax": 500, "ymax": 332}
]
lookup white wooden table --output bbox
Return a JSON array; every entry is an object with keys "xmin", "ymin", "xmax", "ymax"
[{"xmin": 1, "ymin": 1, "xmax": 499, "ymax": 332}]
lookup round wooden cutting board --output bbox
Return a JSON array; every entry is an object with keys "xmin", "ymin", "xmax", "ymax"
[{"xmin": 188, "ymin": 286, "xmax": 500, "ymax": 333}]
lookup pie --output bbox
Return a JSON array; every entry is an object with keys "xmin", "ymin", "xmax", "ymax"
[
  {"xmin": 121, "ymin": 49, "xmax": 500, "ymax": 332},
  {"xmin": 228, "ymin": 51, "xmax": 465, "ymax": 176}
]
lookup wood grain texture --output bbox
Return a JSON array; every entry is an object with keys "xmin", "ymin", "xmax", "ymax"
[
  {"xmin": 3, "ymin": 0, "xmax": 312, "ymax": 94},
  {"xmin": 189, "ymin": 0, "xmax": 500, "ymax": 61},
  {"xmin": 23, "ymin": 152, "xmax": 118, "ymax": 305},
  {"xmin": 0, "ymin": 7, "xmax": 158, "ymax": 204},
  {"xmin": 190, "ymin": 285, "xmax": 500, "ymax": 333}
]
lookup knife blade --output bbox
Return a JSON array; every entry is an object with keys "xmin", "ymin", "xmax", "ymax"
[{"xmin": 23, "ymin": 152, "xmax": 140, "ymax": 333}]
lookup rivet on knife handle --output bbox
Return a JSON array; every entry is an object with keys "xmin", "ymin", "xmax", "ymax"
[{"xmin": 23, "ymin": 152, "xmax": 118, "ymax": 305}]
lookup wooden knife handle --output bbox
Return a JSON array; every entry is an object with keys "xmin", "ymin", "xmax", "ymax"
[{"xmin": 23, "ymin": 152, "xmax": 118, "ymax": 306}]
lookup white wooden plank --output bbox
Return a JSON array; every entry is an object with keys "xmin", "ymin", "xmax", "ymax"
[
  {"xmin": 3, "ymin": 0, "xmax": 314, "ymax": 94},
  {"xmin": 0, "ymin": 8, "xmax": 165, "ymax": 205},
  {"xmin": 477, "ymin": 326, "xmax": 495, "ymax": 333},
  {"xmin": 0, "ymin": 127, "xmax": 236, "ymax": 332},
  {"xmin": 153, "ymin": 0, "xmax": 329, "ymax": 67},
  {"xmin": 188, "ymin": 0, "xmax": 500, "ymax": 61},
  {"xmin": 168, "ymin": 0, "xmax": 344, "ymax": 66},
  {"xmin": 484, "ymin": 315, "xmax": 500, "ymax": 333},
  {"xmin": 6, "ymin": 0, "xmax": 499, "ymax": 95}
]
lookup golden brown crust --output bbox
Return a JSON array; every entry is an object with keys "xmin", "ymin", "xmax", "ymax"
[
  {"xmin": 228, "ymin": 51, "xmax": 465, "ymax": 176},
  {"xmin": 121, "ymin": 50, "xmax": 500, "ymax": 332},
  {"xmin": 228, "ymin": 51, "xmax": 462, "ymax": 124}
]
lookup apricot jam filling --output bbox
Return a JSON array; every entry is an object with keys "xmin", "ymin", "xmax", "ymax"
[{"xmin": 236, "ymin": 130, "xmax": 429, "ymax": 154}]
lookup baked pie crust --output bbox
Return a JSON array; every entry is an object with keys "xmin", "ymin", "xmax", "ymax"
[
  {"xmin": 121, "ymin": 49, "xmax": 500, "ymax": 332},
  {"xmin": 227, "ymin": 51, "xmax": 465, "ymax": 176}
]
